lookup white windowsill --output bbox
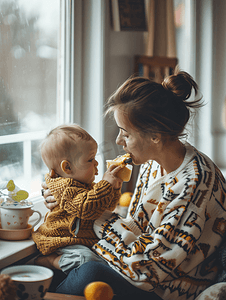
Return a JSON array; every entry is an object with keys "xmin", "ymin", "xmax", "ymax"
[
  {"xmin": 0, "ymin": 239, "xmax": 37, "ymax": 270},
  {"xmin": 0, "ymin": 197, "xmax": 48, "ymax": 270}
]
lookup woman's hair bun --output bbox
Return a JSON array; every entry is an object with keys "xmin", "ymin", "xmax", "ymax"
[{"xmin": 162, "ymin": 66, "xmax": 198, "ymax": 101}]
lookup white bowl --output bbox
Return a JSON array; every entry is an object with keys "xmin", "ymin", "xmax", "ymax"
[{"xmin": 1, "ymin": 265, "xmax": 53, "ymax": 300}]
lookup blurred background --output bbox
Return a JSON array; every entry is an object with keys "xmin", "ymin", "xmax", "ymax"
[{"xmin": 0, "ymin": 0, "xmax": 225, "ymax": 198}]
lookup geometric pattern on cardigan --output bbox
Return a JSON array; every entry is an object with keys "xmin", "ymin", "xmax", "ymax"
[{"xmin": 93, "ymin": 144, "xmax": 226, "ymax": 300}]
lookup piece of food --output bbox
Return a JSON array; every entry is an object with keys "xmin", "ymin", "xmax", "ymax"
[
  {"xmin": 106, "ymin": 153, "xmax": 133, "ymax": 182},
  {"xmin": 84, "ymin": 281, "xmax": 114, "ymax": 300}
]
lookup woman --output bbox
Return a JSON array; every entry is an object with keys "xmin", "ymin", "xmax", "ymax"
[{"xmin": 42, "ymin": 69, "xmax": 226, "ymax": 300}]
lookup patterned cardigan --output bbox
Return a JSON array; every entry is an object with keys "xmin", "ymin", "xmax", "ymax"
[
  {"xmin": 93, "ymin": 143, "xmax": 226, "ymax": 300},
  {"xmin": 32, "ymin": 175, "xmax": 121, "ymax": 255}
]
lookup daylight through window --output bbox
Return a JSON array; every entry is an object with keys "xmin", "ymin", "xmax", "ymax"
[{"xmin": 0, "ymin": 0, "xmax": 60, "ymax": 198}]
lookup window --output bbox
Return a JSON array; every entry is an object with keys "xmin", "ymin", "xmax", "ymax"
[
  {"xmin": 0, "ymin": 0, "xmax": 60, "ymax": 198},
  {"xmin": 0, "ymin": 0, "xmax": 106, "ymax": 200}
]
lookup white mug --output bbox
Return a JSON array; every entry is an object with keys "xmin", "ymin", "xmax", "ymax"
[{"xmin": 1, "ymin": 205, "xmax": 42, "ymax": 230}]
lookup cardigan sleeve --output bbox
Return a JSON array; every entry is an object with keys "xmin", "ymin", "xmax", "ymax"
[{"xmin": 61, "ymin": 180, "xmax": 121, "ymax": 220}]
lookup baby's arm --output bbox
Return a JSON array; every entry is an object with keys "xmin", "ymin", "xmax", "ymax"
[{"xmin": 62, "ymin": 180, "xmax": 121, "ymax": 220}]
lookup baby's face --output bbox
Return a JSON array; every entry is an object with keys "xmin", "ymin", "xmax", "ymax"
[{"xmin": 71, "ymin": 139, "xmax": 98, "ymax": 184}]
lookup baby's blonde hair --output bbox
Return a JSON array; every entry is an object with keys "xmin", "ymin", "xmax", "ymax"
[{"xmin": 41, "ymin": 124, "xmax": 94, "ymax": 172}]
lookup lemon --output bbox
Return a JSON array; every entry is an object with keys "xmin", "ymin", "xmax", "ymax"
[
  {"xmin": 84, "ymin": 281, "xmax": 114, "ymax": 300},
  {"xmin": 6, "ymin": 180, "xmax": 15, "ymax": 192}
]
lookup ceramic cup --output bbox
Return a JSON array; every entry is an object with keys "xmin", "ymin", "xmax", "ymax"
[
  {"xmin": 1, "ymin": 265, "xmax": 53, "ymax": 300},
  {"xmin": 0, "ymin": 205, "xmax": 42, "ymax": 230}
]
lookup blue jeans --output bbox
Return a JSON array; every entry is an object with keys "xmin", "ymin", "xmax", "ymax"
[{"xmin": 56, "ymin": 261, "xmax": 162, "ymax": 300}]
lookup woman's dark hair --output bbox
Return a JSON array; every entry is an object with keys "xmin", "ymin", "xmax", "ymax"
[{"xmin": 106, "ymin": 67, "xmax": 203, "ymax": 139}]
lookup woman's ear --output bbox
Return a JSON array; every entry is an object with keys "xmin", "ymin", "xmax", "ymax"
[
  {"xmin": 151, "ymin": 133, "xmax": 161, "ymax": 144},
  {"xmin": 61, "ymin": 160, "xmax": 73, "ymax": 175},
  {"xmin": 151, "ymin": 138, "xmax": 159, "ymax": 144}
]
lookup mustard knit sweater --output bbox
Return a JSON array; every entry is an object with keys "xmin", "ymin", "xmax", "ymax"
[{"xmin": 32, "ymin": 174, "xmax": 121, "ymax": 255}]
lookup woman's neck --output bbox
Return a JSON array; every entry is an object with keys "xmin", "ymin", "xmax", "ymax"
[{"xmin": 157, "ymin": 140, "xmax": 186, "ymax": 174}]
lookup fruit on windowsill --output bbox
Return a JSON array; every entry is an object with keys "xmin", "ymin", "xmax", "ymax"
[{"xmin": 84, "ymin": 281, "xmax": 114, "ymax": 300}]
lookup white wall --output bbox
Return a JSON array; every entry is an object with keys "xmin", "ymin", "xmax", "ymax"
[
  {"xmin": 103, "ymin": 2, "xmax": 145, "ymax": 162},
  {"xmin": 102, "ymin": 3, "xmax": 145, "ymax": 191}
]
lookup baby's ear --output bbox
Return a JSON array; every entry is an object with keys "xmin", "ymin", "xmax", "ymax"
[{"xmin": 61, "ymin": 160, "xmax": 73, "ymax": 175}]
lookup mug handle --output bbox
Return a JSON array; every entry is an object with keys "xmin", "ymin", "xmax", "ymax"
[{"xmin": 31, "ymin": 210, "xmax": 42, "ymax": 229}]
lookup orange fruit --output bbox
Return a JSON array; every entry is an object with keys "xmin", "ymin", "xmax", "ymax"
[
  {"xmin": 84, "ymin": 281, "xmax": 114, "ymax": 300},
  {"xmin": 119, "ymin": 192, "xmax": 133, "ymax": 207}
]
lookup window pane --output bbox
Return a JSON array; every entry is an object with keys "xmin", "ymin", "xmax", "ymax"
[{"xmin": 0, "ymin": 0, "xmax": 60, "ymax": 197}]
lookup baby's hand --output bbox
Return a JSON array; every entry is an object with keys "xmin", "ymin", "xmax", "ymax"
[
  {"xmin": 41, "ymin": 181, "xmax": 58, "ymax": 210},
  {"xmin": 103, "ymin": 165, "xmax": 123, "ymax": 189}
]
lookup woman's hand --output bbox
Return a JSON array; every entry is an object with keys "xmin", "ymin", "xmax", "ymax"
[
  {"xmin": 41, "ymin": 181, "xmax": 58, "ymax": 210},
  {"xmin": 103, "ymin": 165, "xmax": 123, "ymax": 189}
]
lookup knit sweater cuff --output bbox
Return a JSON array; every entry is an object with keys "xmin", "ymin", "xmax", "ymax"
[{"xmin": 93, "ymin": 210, "xmax": 114, "ymax": 239}]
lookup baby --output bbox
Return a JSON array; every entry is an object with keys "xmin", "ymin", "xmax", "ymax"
[{"xmin": 32, "ymin": 124, "xmax": 122, "ymax": 273}]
